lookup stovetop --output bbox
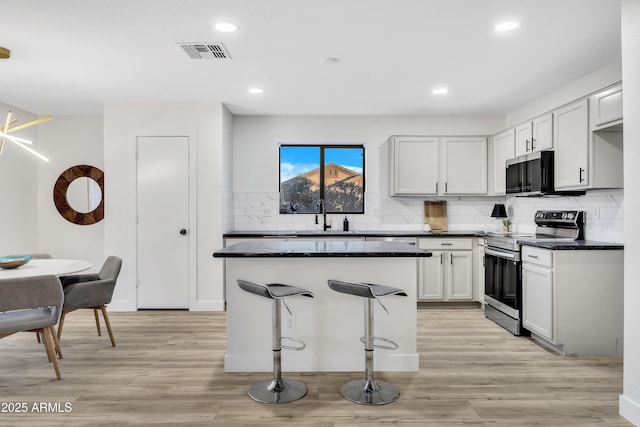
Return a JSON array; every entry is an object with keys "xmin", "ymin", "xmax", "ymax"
[{"xmin": 485, "ymin": 210, "xmax": 585, "ymax": 252}]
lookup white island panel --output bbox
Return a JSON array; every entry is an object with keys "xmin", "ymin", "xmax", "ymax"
[{"xmin": 224, "ymin": 256, "xmax": 418, "ymax": 372}]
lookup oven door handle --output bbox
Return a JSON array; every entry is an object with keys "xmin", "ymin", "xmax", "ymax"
[{"xmin": 485, "ymin": 248, "xmax": 519, "ymax": 260}]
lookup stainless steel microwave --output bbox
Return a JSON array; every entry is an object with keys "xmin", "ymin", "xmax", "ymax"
[{"xmin": 505, "ymin": 151, "xmax": 585, "ymax": 196}]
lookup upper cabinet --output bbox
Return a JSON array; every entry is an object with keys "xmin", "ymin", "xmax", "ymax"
[
  {"xmin": 389, "ymin": 136, "xmax": 487, "ymax": 196},
  {"xmin": 553, "ymin": 99, "xmax": 590, "ymax": 190},
  {"xmin": 553, "ymin": 91, "xmax": 623, "ymax": 191},
  {"xmin": 390, "ymin": 136, "xmax": 439, "ymax": 195},
  {"xmin": 591, "ymin": 83, "xmax": 623, "ymax": 131},
  {"xmin": 491, "ymin": 129, "xmax": 515, "ymax": 195},
  {"xmin": 442, "ymin": 137, "xmax": 487, "ymax": 195},
  {"xmin": 515, "ymin": 113, "xmax": 553, "ymax": 156}
]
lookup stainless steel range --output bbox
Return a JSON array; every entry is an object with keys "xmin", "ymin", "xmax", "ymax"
[{"xmin": 483, "ymin": 210, "xmax": 584, "ymax": 335}]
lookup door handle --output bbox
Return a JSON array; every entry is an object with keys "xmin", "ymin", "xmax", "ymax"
[{"xmin": 179, "ymin": 229, "xmax": 188, "ymax": 235}]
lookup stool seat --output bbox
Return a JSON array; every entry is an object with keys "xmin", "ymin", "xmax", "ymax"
[
  {"xmin": 237, "ymin": 279, "xmax": 313, "ymax": 404},
  {"xmin": 238, "ymin": 280, "xmax": 314, "ymax": 300},
  {"xmin": 328, "ymin": 280, "xmax": 407, "ymax": 299}
]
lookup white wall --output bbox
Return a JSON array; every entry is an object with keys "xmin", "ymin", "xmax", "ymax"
[
  {"xmin": 0, "ymin": 104, "xmax": 39, "ymax": 255},
  {"xmin": 620, "ymin": 1, "xmax": 640, "ymax": 424},
  {"xmin": 37, "ymin": 116, "xmax": 104, "ymax": 269},
  {"xmin": 103, "ymin": 102, "xmax": 227, "ymax": 311}
]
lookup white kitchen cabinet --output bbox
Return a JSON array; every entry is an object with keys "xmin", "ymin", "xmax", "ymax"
[
  {"xmin": 515, "ymin": 114, "xmax": 553, "ymax": 157},
  {"xmin": 522, "ymin": 260, "xmax": 554, "ymax": 341},
  {"xmin": 389, "ymin": 136, "xmax": 487, "ymax": 196},
  {"xmin": 491, "ymin": 129, "xmax": 515, "ymax": 195},
  {"xmin": 418, "ymin": 238, "xmax": 473, "ymax": 301},
  {"xmin": 591, "ymin": 83, "xmax": 622, "ymax": 130},
  {"xmin": 473, "ymin": 239, "xmax": 485, "ymax": 304},
  {"xmin": 442, "ymin": 137, "xmax": 487, "ymax": 194},
  {"xmin": 389, "ymin": 136, "xmax": 439, "ymax": 195},
  {"xmin": 418, "ymin": 251, "xmax": 445, "ymax": 300},
  {"xmin": 553, "ymin": 99, "xmax": 589, "ymax": 190},
  {"xmin": 515, "ymin": 122, "xmax": 532, "ymax": 157},
  {"xmin": 520, "ymin": 245, "xmax": 624, "ymax": 356}
]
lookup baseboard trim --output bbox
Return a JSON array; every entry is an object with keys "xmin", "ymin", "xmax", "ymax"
[{"xmin": 620, "ymin": 394, "xmax": 640, "ymax": 426}]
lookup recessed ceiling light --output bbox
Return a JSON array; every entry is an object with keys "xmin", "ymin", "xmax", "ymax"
[
  {"xmin": 248, "ymin": 87, "xmax": 264, "ymax": 94},
  {"xmin": 320, "ymin": 57, "xmax": 339, "ymax": 65},
  {"xmin": 495, "ymin": 21, "xmax": 519, "ymax": 32},
  {"xmin": 432, "ymin": 88, "xmax": 448, "ymax": 95},
  {"xmin": 215, "ymin": 22, "xmax": 238, "ymax": 32}
]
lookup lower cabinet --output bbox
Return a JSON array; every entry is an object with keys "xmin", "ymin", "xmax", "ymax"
[
  {"xmin": 418, "ymin": 238, "xmax": 473, "ymax": 301},
  {"xmin": 522, "ymin": 260, "xmax": 554, "ymax": 341},
  {"xmin": 521, "ymin": 245, "xmax": 624, "ymax": 356}
]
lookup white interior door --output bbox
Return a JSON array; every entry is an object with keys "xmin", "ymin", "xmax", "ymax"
[{"xmin": 136, "ymin": 136, "xmax": 189, "ymax": 309}]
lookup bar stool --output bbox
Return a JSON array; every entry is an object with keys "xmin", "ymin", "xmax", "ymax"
[
  {"xmin": 237, "ymin": 279, "xmax": 314, "ymax": 404},
  {"xmin": 327, "ymin": 279, "xmax": 407, "ymax": 405}
]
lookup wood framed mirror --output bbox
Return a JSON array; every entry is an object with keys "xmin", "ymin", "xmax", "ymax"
[{"xmin": 53, "ymin": 165, "xmax": 104, "ymax": 225}]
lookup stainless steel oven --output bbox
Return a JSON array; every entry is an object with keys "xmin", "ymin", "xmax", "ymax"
[
  {"xmin": 484, "ymin": 241, "xmax": 524, "ymax": 335},
  {"xmin": 483, "ymin": 210, "xmax": 584, "ymax": 336}
]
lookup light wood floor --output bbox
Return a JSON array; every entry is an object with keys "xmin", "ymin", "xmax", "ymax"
[{"xmin": 0, "ymin": 308, "xmax": 632, "ymax": 426}]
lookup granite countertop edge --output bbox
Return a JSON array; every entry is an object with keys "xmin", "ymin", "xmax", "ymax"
[
  {"xmin": 519, "ymin": 240, "xmax": 624, "ymax": 250},
  {"xmin": 223, "ymin": 230, "xmax": 482, "ymax": 238}
]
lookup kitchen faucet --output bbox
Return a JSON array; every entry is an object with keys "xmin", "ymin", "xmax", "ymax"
[{"xmin": 315, "ymin": 199, "xmax": 331, "ymax": 231}]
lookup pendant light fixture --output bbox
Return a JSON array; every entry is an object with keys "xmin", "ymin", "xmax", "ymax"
[{"xmin": 0, "ymin": 110, "xmax": 52, "ymax": 162}]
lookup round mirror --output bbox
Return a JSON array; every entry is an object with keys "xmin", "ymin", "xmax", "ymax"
[
  {"xmin": 53, "ymin": 165, "xmax": 104, "ymax": 225},
  {"xmin": 66, "ymin": 177, "xmax": 102, "ymax": 213}
]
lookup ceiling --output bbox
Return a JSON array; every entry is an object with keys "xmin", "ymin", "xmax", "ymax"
[{"xmin": 1, "ymin": 0, "xmax": 621, "ymax": 116}]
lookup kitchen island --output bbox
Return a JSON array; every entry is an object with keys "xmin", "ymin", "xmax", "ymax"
[{"xmin": 213, "ymin": 240, "xmax": 432, "ymax": 373}]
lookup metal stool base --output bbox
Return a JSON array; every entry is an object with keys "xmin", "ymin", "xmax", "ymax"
[
  {"xmin": 248, "ymin": 378, "xmax": 308, "ymax": 404},
  {"xmin": 340, "ymin": 379, "xmax": 400, "ymax": 405}
]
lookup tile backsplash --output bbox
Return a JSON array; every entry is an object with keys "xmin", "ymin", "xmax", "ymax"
[{"xmin": 227, "ymin": 189, "xmax": 624, "ymax": 243}]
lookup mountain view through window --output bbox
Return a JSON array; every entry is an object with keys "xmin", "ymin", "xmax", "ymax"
[{"xmin": 279, "ymin": 145, "xmax": 364, "ymax": 214}]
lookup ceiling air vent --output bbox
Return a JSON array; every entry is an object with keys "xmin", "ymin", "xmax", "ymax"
[{"xmin": 178, "ymin": 43, "xmax": 231, "ymax": 60}]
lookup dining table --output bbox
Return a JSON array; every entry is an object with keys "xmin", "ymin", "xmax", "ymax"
[{"xmin": 0, "ymin": 258, "xmax": 93, "ymax": 279}]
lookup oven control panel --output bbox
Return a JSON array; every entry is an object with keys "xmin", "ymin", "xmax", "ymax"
[{"xmin": 534, "ymin": 210, "xmax": 583, "ymax": 224}]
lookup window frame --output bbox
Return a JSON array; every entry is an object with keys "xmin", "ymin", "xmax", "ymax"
[{"xmin": 278, "ymin": 144, "xmax": 366, "ymax": 215}]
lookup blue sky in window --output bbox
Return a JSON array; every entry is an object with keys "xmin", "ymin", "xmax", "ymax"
[{"xmin": 280, "ymin": 146, "xmax": 363, "ymax": 182}]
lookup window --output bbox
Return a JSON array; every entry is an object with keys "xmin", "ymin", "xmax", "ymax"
[{"xmin": 279, "ymin": 145, "xmax": 365, "ymax": 214}]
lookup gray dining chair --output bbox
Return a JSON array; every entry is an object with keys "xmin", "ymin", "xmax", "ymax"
[
  {"xmin": 0, "ymin": 275, "xmax": 64, "ymax": 379},
  {"xmin": 57, "ymin": 256, "xmax": 122, "ymax": 347}
]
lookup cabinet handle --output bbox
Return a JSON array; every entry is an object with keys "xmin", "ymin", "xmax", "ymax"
[
  {"xmin": 531, "ymin": 137, "xmax": 536, "ymax": 151},
  {"xmin": 440, "ymin": 243, "xmax": 453, "ymax": 246},
  {"xmin": 440, "ymin": 253, "xmax": 443, "ymax": 264},
  {"xmin": 527, "ymin": 254, "xmax": 539, "ymax": 259},
  {"xmin": 526, "ymin": 139, "xmax": 530, "ymax": 152},
  {"xmin": 445, "ymin": 182, "xmax": 448, "ymax": 193},
  {"xmin": 436, "ymin": 182, "xmax": 438, "ymax": 193},
  {"xmin": 579, "ymin": 167, "xmax": 585, "ymax": 183}
]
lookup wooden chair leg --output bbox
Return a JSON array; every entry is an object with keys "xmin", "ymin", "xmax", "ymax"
[
  {"xmin": 93, "ymin": 308, "xmax": 102, "ymax": 336},
  {"xmin": 36, "ymin": 331, "xmax": 42, "ymax": 343},
  {"xmin": 57, "ymin": 311, "xmax": 66, "ymax": 340},
  {"xmin": 49, "ymin": 325, "xmax": 63, "ymax": 359},
  {"xmin": 42, "ymin": 327, "xmax": 61, "ymax": 380},
  {"xmin": 100, "ymin": 305, "xmax": 116, "ymax": 347}
]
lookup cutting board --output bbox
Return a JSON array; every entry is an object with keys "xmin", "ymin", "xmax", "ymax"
[{"xmin": 424, "ymin": 201, "xmax": 448, "ymax": 232}]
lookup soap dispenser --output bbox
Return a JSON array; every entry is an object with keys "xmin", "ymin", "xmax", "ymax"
[{"xmin": 343, "ymin": 216, "xmax": 349, "ymax": 231}]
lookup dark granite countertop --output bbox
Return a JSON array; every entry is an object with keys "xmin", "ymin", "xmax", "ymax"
[
  {"xmin": 213, "ymin": 240, "xmax": 434, "ymax": 258},
  {"xmin": 223, "ymin": 230, "xmax": 482, "ymax": 238},
  {"xmin": 520, "ymin": 240, "xmax": 624, "ymax": 250}
]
